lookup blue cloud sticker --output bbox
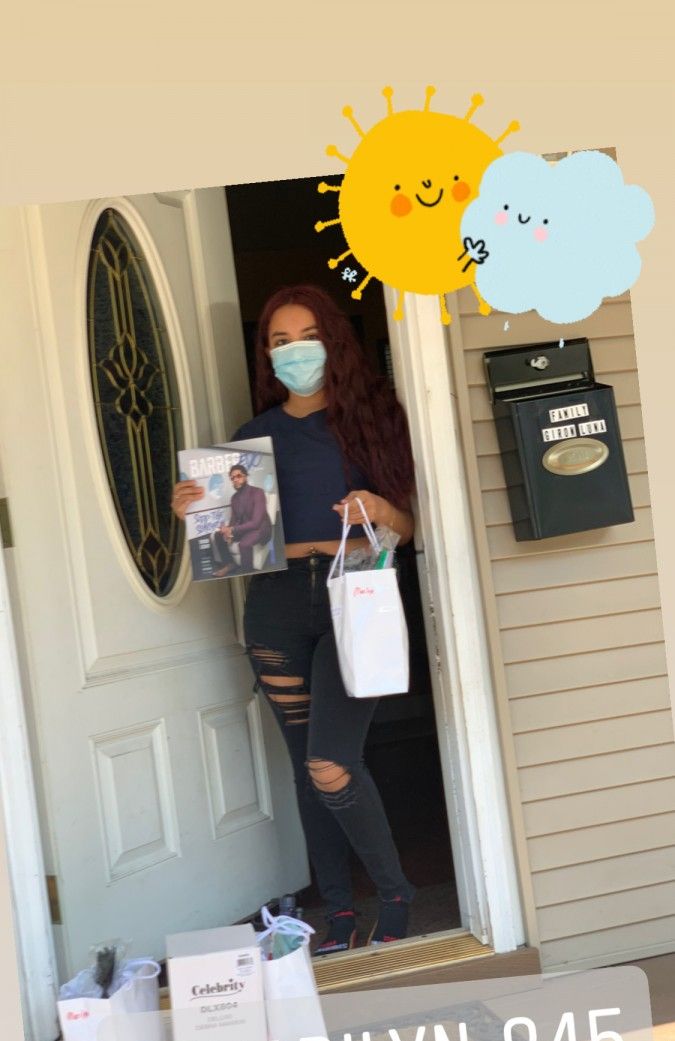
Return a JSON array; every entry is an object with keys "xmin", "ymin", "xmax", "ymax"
[{"xmin": 460, "ymin": 150, "xmax": 655, "ymax": 324}]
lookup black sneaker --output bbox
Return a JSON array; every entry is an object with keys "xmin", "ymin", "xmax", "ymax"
[
  {"xmin": 313, "ymin": 910, "xmax": 357, "ymax": 956},
  {"xmin": 368, "ymin": 896, "xmax": 410, "ymax": 945}
]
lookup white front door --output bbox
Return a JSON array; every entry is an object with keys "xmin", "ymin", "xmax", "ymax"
[{"xmin": 0, "ymin": 189, "xmax": 307, "ymax": 983}]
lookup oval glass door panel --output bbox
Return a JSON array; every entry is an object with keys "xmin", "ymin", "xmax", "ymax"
[
  {"xmin": 87, "ymin": 208, "xmax": 184, "ymax": 597},
  {"xmin": 542, "ymin": 437, "xmax": 609, "ymax": 476}
]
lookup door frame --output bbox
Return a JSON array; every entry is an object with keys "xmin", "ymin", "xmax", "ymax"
[
  {"xmin": 384, "ymin": 287, "xmax": 525, "ymax": 952},
  {"xmin": 0, "ymin": 221, "xmax": 526, "ymax": 1041},
  {"xmin": 0, "ymin": 533, "xmax": 59, "ymax": 1041}
]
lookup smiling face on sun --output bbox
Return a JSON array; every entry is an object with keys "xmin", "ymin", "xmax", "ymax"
[
  {"xmin": 338, "ymin": 109, "xmax": 504, "ymax": 295},
  {"xmin": 316, "ymin": 88, "xmax": 520, "ymax": 324}
]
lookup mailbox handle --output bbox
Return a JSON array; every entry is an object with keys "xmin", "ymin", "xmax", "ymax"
[{"xmin": 491, "ymin": 372, "xmax": 588, "ymax": 401}]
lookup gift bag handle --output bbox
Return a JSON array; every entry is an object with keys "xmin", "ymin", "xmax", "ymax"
[
  {"xmin": 328, "ymin": 497, "xmax": 380, "ymax": 581},
  {"xmin": 122, "ymin": 958, "xmax": 161, "ymax": 979},
  {"xmin": 258, "ymin": 904, "xmax": 315, "ymax": 944}
]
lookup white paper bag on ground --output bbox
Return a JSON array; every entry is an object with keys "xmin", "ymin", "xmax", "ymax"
[
  {"xmin": 328, "ymin": 500, "xmax": 409, "ymax": 698},
  {"xmin": 97, "ymin": 1009, "xmax": 172, "ymax": 1041},
  {"xmin": 57, "ymin": 958, "xmax": 161, "ymax": 1041},
  {"xmin": 257, "ymin": 907, "xmax": 327, "ymax": 1041}
]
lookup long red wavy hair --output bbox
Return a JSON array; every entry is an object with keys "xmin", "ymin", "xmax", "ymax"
[{"xmin": 253, "ymin": 285, "xmax": 415, "ymax": 508}]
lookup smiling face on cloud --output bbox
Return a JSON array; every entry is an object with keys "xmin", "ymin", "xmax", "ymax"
[{"xmin": 460, "ymin": 150, "xmax": 655, "ymax": 324}]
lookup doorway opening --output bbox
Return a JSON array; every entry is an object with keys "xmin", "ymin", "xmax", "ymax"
[{"xmin": 225, "ymin": 175, "xmax": 460, "ymax": 947}]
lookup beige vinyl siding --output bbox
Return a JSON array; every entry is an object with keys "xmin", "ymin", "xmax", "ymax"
[{"xmin": 451, "ymin": 282, "xmax": 675, "ymax": 971}]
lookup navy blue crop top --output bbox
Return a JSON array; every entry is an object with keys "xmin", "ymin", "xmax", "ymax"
[{"xmin": 232, "ymin": 406, "xmax": 374, "ymax": 543}]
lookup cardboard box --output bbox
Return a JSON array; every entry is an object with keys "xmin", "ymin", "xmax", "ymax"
[{"xmin": 167, "ymin": 924, "xmax": 267, "ymax": 1041}]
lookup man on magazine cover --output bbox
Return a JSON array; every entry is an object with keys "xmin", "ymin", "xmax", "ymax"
[{"xmin": 211, "ymin": 464, "xmax": 272, "ymax": 575}]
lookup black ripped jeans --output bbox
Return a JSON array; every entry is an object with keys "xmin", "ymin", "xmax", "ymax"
[{"xmin": 244, "ymin": 553, "xmax": 414, "ymax": 916}]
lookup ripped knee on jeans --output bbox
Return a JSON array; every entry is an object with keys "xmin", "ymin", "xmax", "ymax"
[
  {"xmin": 248, "ymin": 643, "xmax": 291, "ymax": 676},
  {"xmin": 248, "ymin": 644, "xmax": 310, "ymax": 726},
  {"xmin": 307, "ymin": 757, "xmax": 358, "ymax": 808}
]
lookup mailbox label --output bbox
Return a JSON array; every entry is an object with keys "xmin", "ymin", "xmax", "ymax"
[
  {"xmin": 549, "ymin": 403, "xmax": 590, "ymax": 423},
  {"xmin": 578, "ymin": 419, "xmax": 607, "ymax": 436},
  {"xmin": 542, "ymin": 424, "xmax": 577, "ymax": 442},
  {"xmin": 542, "ymin": 418, "xmax": 608, "ymax": 442}
]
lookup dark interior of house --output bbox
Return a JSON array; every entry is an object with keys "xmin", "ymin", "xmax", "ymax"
[{"xmin": 225, "ymin": 175, "xmax": 459, "ymax": 944}]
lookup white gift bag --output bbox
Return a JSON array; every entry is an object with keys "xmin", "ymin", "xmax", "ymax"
[
  {"xmin": 57, "ymin": 958, "xmax": 161, "ymax": 1041},
  {"xmin": 328, "ymin": 500, "xmax": 409, "ymax": 698},
  {"xmin": 257, "ymin": 906, "xmax": 326, "ymax": 1041}
]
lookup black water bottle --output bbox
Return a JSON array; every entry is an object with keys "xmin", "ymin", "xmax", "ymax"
[
  {"xmin": 278, "ymin": 894, "xmax": 304, "ymax": 920},
  {"xmin": 278, "ymin": 894, "xmax": 296, "ymax": 917}
]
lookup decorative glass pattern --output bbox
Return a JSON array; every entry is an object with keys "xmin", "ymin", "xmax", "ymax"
[{"xmin": 87, "ymin": 209, "xmax": 183, "ymax": 597}]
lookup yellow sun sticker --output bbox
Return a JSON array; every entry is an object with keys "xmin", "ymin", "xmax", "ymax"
[{"xmin": 315, "ymin": 86, "xmax": 520, "ymax": 325}]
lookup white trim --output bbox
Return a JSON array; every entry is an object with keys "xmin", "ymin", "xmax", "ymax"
[
  {"xmin": 180, "ymin": 188, "xmax": 252, "ymax": 642},
  {"xmin": 546, "ymin": 937, "xmax": 675, "ymax": 974},
  {"xmin": 386, "ymin": 288, "xmax": 525, "ymax": 953},
  {"xmin": 0, "ymin": 546, "xmax": 59, "ymax": 1041},
  {"xmin": 182, "ymin": 190, "xmax": 227, "ymax": 443},
  {"xmin": 178, "ymin": 189, "xmax": 249, "ymax": 643}
]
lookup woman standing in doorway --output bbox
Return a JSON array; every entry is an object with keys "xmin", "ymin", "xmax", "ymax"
[{"xmin": 172, "ymin": 285, "xmax": 416, "ymax": 954}]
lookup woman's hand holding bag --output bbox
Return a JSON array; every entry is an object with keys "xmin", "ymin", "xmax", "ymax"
[{"xmin": 327, "ymin": 498, "xmax": 409, "ymax": 698}]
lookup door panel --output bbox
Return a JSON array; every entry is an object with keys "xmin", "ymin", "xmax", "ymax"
[{"xmin": 1, "ymin": 189, "xmax": 307, "ymax": 977}]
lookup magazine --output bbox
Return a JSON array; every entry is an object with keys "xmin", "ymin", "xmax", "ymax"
[{"xmin": 177, "ymin": 437, "xmax": 287, "ymax": 581}]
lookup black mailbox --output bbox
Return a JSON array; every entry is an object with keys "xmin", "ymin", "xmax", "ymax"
[{"xmin": 484, "ymin": 338, "xmax": 634, "ymax": 541}]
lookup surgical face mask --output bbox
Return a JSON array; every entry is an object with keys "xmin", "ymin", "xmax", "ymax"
[{"xmin": 270, "ymin": 339, "xmax": 327, "ymax": 397}]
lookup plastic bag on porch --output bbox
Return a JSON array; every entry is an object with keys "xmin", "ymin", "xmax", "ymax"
[
  {"xmin": 257, "ymin": 905, "xmax": 327, "ymax": 1041},
  {"xmin": 57, "ymin": 943, "xmax": 161, "ymax": 1041}
]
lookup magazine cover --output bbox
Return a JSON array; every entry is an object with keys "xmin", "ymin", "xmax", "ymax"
[{"xmin": 177, "ymin": 436, "xmax": 287, "ymax": 581}]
